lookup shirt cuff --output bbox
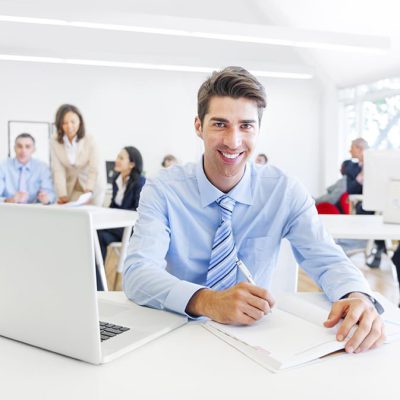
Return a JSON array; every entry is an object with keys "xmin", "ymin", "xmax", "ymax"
[
  {"xmin": 164, "ymin": 280, "xmax": 206, "ymax": 318},
  {"xmin": 327, "ymin": 282, "xmax": 373, "ymax": 303}
]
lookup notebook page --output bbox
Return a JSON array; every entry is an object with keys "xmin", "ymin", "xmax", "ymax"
[
  {"xmin": 207, "ymin": 309, "xmax": 337, "ymax": 362},
  {"xmin": 276, "ymin": 293, "xmax": 333, "ymax": 328}
]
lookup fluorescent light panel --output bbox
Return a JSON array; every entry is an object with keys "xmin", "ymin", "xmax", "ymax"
[
  {"xmin": 0, "ymin": 14, "xmax": 390, "ymax": 54},
  {"xmin": 0, "ymin": 54, "xmax": 313, "ymax": 79}
]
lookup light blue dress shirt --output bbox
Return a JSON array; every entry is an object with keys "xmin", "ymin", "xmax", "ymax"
[
  {"xmin": 123, "ymin": 159, "xmax": 372, "ymax": 316},
  {"xmin": 0, "ymin": 158, "xmax": 56, "ymax": 203}
]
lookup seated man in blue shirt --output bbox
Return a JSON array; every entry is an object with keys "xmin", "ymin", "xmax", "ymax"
[
  {"xmin": 0, "ymin": 133, "xmax": 55, "ymax": 204},
  {"xmin": 124, "ymin": 66, "xmax": 385, "ymax": 354}
]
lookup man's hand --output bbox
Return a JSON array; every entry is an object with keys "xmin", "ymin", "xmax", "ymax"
[
  {"xmin": 186, "ymin": 282, "xmax": 275, "ymax": 325},
  {"xmin": 324, "ymin": 292, "xmax": 385, "ymax": 353},
  {"xmin": 6, "ymin": 192, "xmax": 28, "ymax": 203},
  {"xmin": 57, "ymin": 196, "xmax": 69, "ymax": 204},
  {"xmin": 37, "ymin": 191, "xmax": 49, "ymax": 205}
]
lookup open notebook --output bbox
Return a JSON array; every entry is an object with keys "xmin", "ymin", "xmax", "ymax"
[{"xmin": 203, "ymin": 293, "xmax": 400, "ymax": 373}]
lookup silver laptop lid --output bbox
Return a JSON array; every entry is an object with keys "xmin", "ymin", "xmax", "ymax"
[{"xmin": 0, "ymin": 204, "xmax": 101, "ymax": 364}]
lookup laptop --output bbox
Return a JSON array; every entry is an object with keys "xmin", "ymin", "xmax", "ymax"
[{"xmin": 0, "ymin": 204, "xmax": 187, "ymax": 364}]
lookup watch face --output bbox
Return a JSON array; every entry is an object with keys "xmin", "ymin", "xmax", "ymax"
[{"xmin": 366, "ymin": 295, "xmax": 384, "ymax": 314}]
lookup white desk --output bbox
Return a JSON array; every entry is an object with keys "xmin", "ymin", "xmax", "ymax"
[
  {"xmin": 82, "ymin": 206, "xmax": 138, "ymax": 291},
  {"xmin": 0, "ymin": 291, "xmax": 398, "ymax": 400},
  {"xmin": 320, "ymin": 214, "xmax": 400, "ymax": 240}
]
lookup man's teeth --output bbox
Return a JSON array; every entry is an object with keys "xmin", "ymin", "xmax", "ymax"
[{"xmin": 222, "ymin": 152, "xmax": 240, "ymax": 159}]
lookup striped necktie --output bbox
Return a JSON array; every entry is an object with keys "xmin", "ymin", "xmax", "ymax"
[
  {"xmin": 206, "ymin": 195, "xmax": 238, "ymax": 290},
  {"xmin": 18, "ymin": 165, "xmax": 28, "ymax": 193}
]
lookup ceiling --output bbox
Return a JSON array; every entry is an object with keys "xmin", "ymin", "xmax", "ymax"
[{"xmin": 0, "ymin": 0, "xmax": 399, "ymax": 87}]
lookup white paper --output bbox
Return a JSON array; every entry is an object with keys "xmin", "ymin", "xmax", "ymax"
[
  {"xmin": 275, "ymin": 293, "xmax": 331, "ymax": 327},
  {"xmin": 60, "ymin": 192, "xmax": 93, "ymax": 208},
  {"xmin": 204, "ymin": 293, "xmax": 400, "ymax": 371},
  {"xmin": 207, "ymin": 309, "xmax": 337, "ymax": 363}
]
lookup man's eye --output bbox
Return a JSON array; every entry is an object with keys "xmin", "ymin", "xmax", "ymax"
[
  {"xmin": 214, "ymin": 122, "xmax": 225, "ymax": 128},
  {"xmin": 241, "ymin": 124, "xmax": 253, "ymax": 129}
]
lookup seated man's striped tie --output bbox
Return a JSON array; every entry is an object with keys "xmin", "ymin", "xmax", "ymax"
[{"xmin": 206, "ymin": 195, "xmax": 239, "ymax": 290}]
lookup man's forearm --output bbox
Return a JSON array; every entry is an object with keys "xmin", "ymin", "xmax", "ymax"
[{"xmin": 123, "ymin": 258, "xmax": 205, "ymax": 315}]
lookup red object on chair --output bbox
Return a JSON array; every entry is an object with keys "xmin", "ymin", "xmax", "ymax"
[
  {"xmin": 316, "ymin": 192, "xmax": 350, "ymax": 215},
  {"xmin": 316, "ymin": 202, "xmax": 340, "ymax": 214},
  {"xmin": 338, "ymin": 192, "xmax": 350, "ymax": 214}
]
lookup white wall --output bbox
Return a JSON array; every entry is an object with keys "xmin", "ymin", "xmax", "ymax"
[
  {"xmin": 256, "ymin": 77, "xmax": 321, "ymax": 193},
  {"xmin": 317, "ymin": 75, "xmax": 341, "ymax": 190},
  {"xmin": 0, "ymin": 61, "xmax": 322, "ymax": 194}
]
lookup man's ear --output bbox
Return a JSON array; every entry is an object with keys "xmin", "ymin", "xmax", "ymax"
[{"xmin": 194, "ymin": 116, "xmax": 203, "ymax": 139}]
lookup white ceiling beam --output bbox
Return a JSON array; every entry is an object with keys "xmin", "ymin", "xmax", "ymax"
[
  {"xmin": 0, "ymin": 14, "xmax": 390, "ymax": 54},
  {"xmin": 0, "ymin": 54, "xmax": 314, "ymax": 79}
]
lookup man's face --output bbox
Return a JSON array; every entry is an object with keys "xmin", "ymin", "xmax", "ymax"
[
  {"xmin": 14, "ymin": 138, "xmax": 35, "ymax": 164},
  {"xmin": 255, "ymin": 155, "xmax": 267, "ymax": 165},
  {"xmin": 350, "ymin": 143, "xmax": 362, "ymax": 160},
  {"xmin": 195, "ymin": 96, "xmax": 259, "ymax": 191}
]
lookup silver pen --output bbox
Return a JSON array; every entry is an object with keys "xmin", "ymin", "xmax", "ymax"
[
  {"xmin": 236, "ymin": 259, "xmax": 256, "ymax": 285},
  {"xmin": 237, "ymin": 259, "xmax": 273, "ymax": 313}
]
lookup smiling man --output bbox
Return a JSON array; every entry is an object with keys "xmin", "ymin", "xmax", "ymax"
[
  {"xmin": 0, "ymin": 133, "xmax": 55, "ymax": 204},
  {"xmin": 124, "ymin": 66, "xmax": 385, "ymax": 354}
]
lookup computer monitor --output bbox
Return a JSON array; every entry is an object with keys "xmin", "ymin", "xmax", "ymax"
[
  {"xmin": 363, "ymin": 149, "xmax": 400, "ymax": 212},
  {"xmin": 105, "ymin": 161, "xmax": 116, "ymax": 184}
]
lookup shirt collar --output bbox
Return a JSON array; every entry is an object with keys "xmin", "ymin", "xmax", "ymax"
[
  {"xmin": 195, "ymin": 156, "xmax": 254, "ymax": 208},
  {"xmin": 14, "ymin": 158, "xmax": 32, "ymax": 171},
  {"xmin": 63, "ymin": 134, "xmax": 78, "ymax": 147},
  {"xmin": 116, "ymin": 173, "xmax": 129, "ymax": 190}
]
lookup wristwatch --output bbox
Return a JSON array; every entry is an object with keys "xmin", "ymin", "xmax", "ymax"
[
  {"xmin": 341, "ymin": 292, "xmax": 385, "ymax": 315},
  {"xmin": 362, "ymin": 293, "xmax": 385, "ymax": 314}
]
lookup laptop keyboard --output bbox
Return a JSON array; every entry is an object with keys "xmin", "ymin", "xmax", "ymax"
[{"xmin": 99, "ymin": 321, "xmax": 130, "ymax": 342}]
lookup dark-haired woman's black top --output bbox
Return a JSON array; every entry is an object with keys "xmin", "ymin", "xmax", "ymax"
[
  {"xmin": 110, "ymin": 174, "xmax": 146, "ymax": 211},
  {"xmin": 96, "ymin": 173, "xmax": 146, "ymax": 289},
  {"xmin": 97, "ymin": 174, "xmax": 146, "ymax": 260}
]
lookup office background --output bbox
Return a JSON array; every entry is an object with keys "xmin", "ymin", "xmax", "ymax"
[
  {"xmin": 0, "ymin": 0, "xmax": 399, "ymax": 195},
  {"xmin": 2, "ymin": 3, "xmax": 400, "ymax": 393}
]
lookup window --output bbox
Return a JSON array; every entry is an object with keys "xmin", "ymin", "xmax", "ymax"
[{"xmin": 339, "ymin": 78, "xmax": 400, "ymax": 153}]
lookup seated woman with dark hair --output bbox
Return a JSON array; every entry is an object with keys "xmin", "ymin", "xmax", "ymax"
[{"xmin": 97, "ymin": 146, "xmax": 145, "ymax": 264}]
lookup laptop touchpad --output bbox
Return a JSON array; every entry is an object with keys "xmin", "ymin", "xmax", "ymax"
[{"xmin": 98, "ymin": 299, "xmax": 133, "ymax": 318}]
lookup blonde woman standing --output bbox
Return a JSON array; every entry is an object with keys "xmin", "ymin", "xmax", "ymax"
[{"xmin": 51, "ymin": 104, "xmax": 105, "ymax": 206}]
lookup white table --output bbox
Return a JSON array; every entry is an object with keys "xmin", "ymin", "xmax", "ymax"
[
  {"xmin": 82, "ymin": 206, "xmax": 138, "ymax": 291},
  {"xmin": 320, "ymin": 214, "xmax": 400, "ymax": 240},
  {"xmin": 0, "ymin": 291, "xmax": 398, "ymax": 400}
]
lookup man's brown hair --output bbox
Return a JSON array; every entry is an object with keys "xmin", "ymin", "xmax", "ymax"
[{"xmin": 197, "ymin": 66, "xmax": 267, "ymax": 125}]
